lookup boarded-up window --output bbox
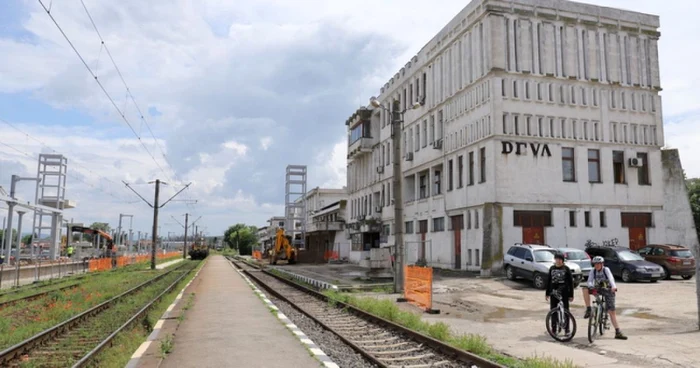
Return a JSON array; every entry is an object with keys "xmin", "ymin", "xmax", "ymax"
[
  {"xmin": 621, "ymin": 212, "xmax": 652, "ymax": 228},
  {"xmin": 513, "ymin": 211, "xmax": 553, "ymax": 227}
]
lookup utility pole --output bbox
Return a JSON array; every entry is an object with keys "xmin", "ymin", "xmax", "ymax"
[
  {"xmin": 391, "ymin": 100, "xmax": 405, "ymax": 294},
  {"xmin": 123, "ymin": 180, "xmax": 192, "ymax": 270},
  {"xmin": 151, "ymin": 180, "xmax": 160, "ymax": 270},
  {"xmin": 370, "ymin": 97, "xmax": 419, "ymax": 294},
  {"xmin": 183, "ymin": 213, "xmax": 189, "ymax": 259}
]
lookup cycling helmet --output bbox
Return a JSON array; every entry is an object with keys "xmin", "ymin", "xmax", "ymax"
[{"xmin": 591, "ymin": 256, "xmax": 604, "ymax": 264}]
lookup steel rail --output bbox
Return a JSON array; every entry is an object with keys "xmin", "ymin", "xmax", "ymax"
[
  {"xmin": 0, "ymin": 262, "xmax": 189, "ymax": 365},
  {"xmin": 228, "ymin": 256, "xmax": 505, "ymax": 368},
  {"xmin": 72, "ymin": 264, "xmax": 195, "ymax": 367},
  {"xmin": 0, "ymin": 283, "xmax": 81, "ymax": 309}
]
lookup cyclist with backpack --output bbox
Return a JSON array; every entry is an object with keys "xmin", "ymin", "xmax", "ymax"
[
  {"xmin": 546, "ymin": 252, "xmax": 574, "ymax": 334},
  {"xmin": 582, "ymin": 256, "xmax": 628, "ymax": 340}
]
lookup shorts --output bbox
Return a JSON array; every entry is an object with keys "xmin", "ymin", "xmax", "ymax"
[{"xmin": 587, "ymin": 287, "xmax": 615, "ymax": 311}]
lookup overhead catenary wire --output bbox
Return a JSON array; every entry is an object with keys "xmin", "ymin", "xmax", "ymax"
[
  {"xmin": 78, "ymin": 0, "xmax": 196, "ymax": 209},
  {"xmin": 36, "ymin": 0, "xmax": 192, "ymax": 200}
]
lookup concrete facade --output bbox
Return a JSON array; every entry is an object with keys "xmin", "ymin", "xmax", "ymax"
[
  {"xmin": 345, "ymin": 0, "xmax": 696, "ymax": 275},
  {"xmin": 294, "ymin": 187, "xmax": 349, "ymax": 263}
]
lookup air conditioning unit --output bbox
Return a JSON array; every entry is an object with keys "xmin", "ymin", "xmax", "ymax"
[
  {"xmin": 376, "ymin": 166, "xmax": 384, "ymax": 174},
  {"xmin": 375, "ymin": 206, "xmax": 382, "ymax": 213},
  {"xmin": 432, "ymin": 139, "xmax": 443, "ymax": 149},
  {"xmin": 628, "ymin": 157, "xmax": 643, "ymax": 167},
  {"xmin": 405, "ymin": 152, "xmax": 414, "ymax": 161}
]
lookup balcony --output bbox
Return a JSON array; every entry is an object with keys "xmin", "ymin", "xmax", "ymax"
[
  {"xmin": 347, "ymin": 137, "xmax": 373, "ymax": 160},
  {"xmin": 307, "ymin": 221, "xmax": 345, "ymax": 233}
]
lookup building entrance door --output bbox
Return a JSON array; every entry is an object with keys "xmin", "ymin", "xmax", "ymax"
[
  {"xmin": 419, "ymin": 220, "xmax": 428, "ymax": 262},
  {"xmin": 451, "ymin": 215, "xmax": 464, "ymax": 269},
  {"xmin": 523, "ymin": 227, "xmax": 544, "ymax": 244},
  {"xmin": 628, "ymin": 228, "xmax": 647, "ymax": 251}
]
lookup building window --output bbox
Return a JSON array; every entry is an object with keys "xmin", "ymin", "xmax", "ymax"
[
  {"xmin": 467, "ymin": 211, "xmax": 472, "ymax": 229},
  {"xmin": 474, "ymin": 210, "xmax": 479, "ymax": 228},
  {"xmin": 468, "ymin": 249, "xmax": 472, "ymax": 265},
  {"xmin": 405, "ymin": 221, "xmax": 414, "ymax": 234},
  {"xmin": 613, "ymin": 151, "xmax": 625, "ymax": 184},
  {"xmin": 600, "ymin": 211, "xmax": 607, "ymax": 227},
  {"xmin": 432, "ymin": 217, "xmax": 445, "ymax": 232},
  {"xmin": 448, "ymin": 160, "xmax": 454, "ymax": 191},
  {"xmin": 588, "ymin": 149, "xmax": 601, "ymax": 183},
  {"xmin": 584, "ymin": 211, "xmax": 591, "ymax": 227},
  {"xmin": 637, "ymin": 152, "xmax": 650, "ymax": 185},
  {"xmin": 479, "ymin": 147, "xmax": 486, "ymax": 183},
  {"xmin": 433, "ymin": 169, "xmax": 442, "ymax": 195},
  {"xmin": 457, "ymin": 155, "xmax": 464, "ymax": 188},
  {"xmin": 475, "ymin": 249, "xmax": 480, "ymax": 266},
  {"xmin": 419, "ymin": 174, "xmax": 428, "ymax": 199},
  {"xmin": 562, "ymin": 147, "xmax": 575, "ymax": 182},
  {"xmin": 569, "ymin": 211, "xmax": 577, "ymax": 227},
  {"xmin": 422, "ymin": 120, "xmax": 428, "ymax": 148},
  {"xmin": 468, "ymin": 151, "xmax": 475, "ymax": 185}
]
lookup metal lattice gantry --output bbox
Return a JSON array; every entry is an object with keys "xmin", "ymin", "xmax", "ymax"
[
  {"xmin": 285, "ymin": 165, "xmax": 307, "ymax": 250},
  {"xmin": 31, "ymin": 154, "xmax": 74, "ymax": 259}
]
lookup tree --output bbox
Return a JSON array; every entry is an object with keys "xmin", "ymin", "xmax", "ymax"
[
  {"xmin": 0, "ymin": 229, "xmax": 18, "ymax": 247},
  {"xmin": 21, "ymin": 234, "xmax": 33, "ymax": 246},
  {"xmin": 688, "ymin": 178, "xmax": 700, "ymax": 240},
  {"xmin": 224, "ymin": 224, "xmax": 258, "ymax": 255}
]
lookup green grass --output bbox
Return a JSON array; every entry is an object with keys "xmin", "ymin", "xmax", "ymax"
[
  {"xmin": 0, "ymin": 261, "xmax": 190, "ymax": 351},
  {"xmin": 82, "ymin": 259, "xmax": 206, "ymax": 368},
  {"xmin": 322, "ymin": 290, "xmax": 578, "ymax": 368}
]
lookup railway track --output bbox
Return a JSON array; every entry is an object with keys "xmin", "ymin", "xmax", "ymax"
[
  {"xmin": 0, "ymin": 261, "xmax": 196, "ymax": 367},
  {"xmin": 229, "ymin": 257, "xmax": 504, "ymax": 368},
  {"xmin": 0, "ymin": 283, "xmax": 82, "ymax": 310}
]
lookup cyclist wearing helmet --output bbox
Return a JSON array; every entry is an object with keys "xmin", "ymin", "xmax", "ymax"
[
  {"xmin": 546, "ymin": 252, "xmax": 574, "ymax": 333},
  {"xmin": 583, "ymin": 256, "xmax": 627, "ymax": 339}
]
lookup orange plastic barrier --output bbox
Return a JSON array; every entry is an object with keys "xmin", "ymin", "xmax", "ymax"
[
  {"xmin": 252, "ymin": 251, "xmax": 262, "ymax": 260},
  {"xmin": 403, "ymin": 265, "xmax": 437, "ymax": 313},
  {"xmin": 87, "ymin": 251, "xmax": 182, "ymax": 273},
  {"xmin": 323, "ymin": 251, "xmax": 339, "ymax": 261}
]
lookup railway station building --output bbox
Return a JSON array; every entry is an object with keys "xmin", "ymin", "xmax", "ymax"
[{"xmin": 344, "ymin": 0, "xmax": 698, "ymax": 274}]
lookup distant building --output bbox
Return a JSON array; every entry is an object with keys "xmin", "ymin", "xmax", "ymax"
[{"xmin": 345, "ymin": 0, "xmax": 697, "ymax": 275}]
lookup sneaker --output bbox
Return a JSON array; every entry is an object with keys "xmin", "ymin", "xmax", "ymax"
[
  {"xmin": 583, "ymin": 308, "xmax": 591, "ymax": 319},
  {"xmin": 615, "ymin": 331, "xmax": 628, "ymax": 340}
]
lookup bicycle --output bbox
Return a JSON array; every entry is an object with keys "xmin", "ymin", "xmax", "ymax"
[
  {"xmin": 587, "ymin": 287, "xmax": 611, "ymax": 343},
  {"xmin": 546, "ymin": 290, "xmax": 577, "ymax": 342}
]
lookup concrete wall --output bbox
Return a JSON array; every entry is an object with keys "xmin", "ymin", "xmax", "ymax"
[{"xmin": 661, "ymin": 149, "xmax": 700, "ymax": 252}]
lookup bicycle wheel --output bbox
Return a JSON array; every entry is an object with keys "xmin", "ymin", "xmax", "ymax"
[
  {"xmin": 546, "ymin": 309, "xmax": 577, "ymax": 342},
  {"xmin": 587, "ymin": 308, "xmax": 598, "ymax": 343}
]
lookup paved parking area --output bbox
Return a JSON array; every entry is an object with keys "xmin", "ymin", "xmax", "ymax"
[{"xmin": 412, "ymin": 275, "xmax": 700, "ymax": 367}]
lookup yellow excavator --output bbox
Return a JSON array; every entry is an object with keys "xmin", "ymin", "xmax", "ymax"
[{"xmin": 269, "ymin": 228, "xmax": 297, "ymax": 265}]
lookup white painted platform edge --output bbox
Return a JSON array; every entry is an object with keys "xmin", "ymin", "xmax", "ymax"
[
  {"xmin": 125, "ymin": 260, "xmax": 206, "ymax": 368},
  {"xmin": 231, "ymin": 262, "xmax": 339, "ymax": 368}
]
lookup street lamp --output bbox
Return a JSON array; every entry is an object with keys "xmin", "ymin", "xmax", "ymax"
[{"xmin": 369, "ymin": 96, "xmax": 421, "ymax": 294}]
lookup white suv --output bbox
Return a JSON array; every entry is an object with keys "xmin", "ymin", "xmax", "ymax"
[{"xmin": 503, "ymin": 243, "xmax": 583, "ymax": 289}]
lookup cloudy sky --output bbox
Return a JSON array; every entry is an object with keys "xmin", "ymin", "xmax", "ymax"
[{"xmin": 0, "ymin": 0, "xmax": 698, "ymax": 237}]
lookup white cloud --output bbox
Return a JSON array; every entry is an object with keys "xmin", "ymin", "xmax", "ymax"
[
  {"xmin": 260, "ymin": 136, "xmax": 272, "ymax": 151},
  {"xmin": 0, "ymin": 0, "xmax": 698, "ymax": 235}
]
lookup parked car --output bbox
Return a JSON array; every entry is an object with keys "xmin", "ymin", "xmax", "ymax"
[
  {"xmin": 557, "ymin": 248, "xmax": 593, "ymax": 278},
  {"xmin": 503, "ymin": 243, "xmax": 583, "ymax": 290},
  {"xmin": 585, "ymin": 245, "xmax": 665, "ymax": 282},
  {"xmin": 637, "ymin": 244, "xmax": 695, "ymax": 280}
]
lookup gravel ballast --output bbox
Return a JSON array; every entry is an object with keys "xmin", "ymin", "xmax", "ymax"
[{"xmin": 265, "ymin": 292, "xmax": 377, "ymax": 368}]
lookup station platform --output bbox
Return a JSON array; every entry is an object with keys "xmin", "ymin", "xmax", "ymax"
[{"xmin": 158, "ymin": 256, "xmax": 323, "ymax": 368}]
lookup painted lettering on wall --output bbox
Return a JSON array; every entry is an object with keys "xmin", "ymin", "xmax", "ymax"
[{"xmin": 501, "ymin": 141, "xmax": 552, "ymax": 157}]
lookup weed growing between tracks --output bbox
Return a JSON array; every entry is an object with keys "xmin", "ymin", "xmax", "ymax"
[
  {"xmin": 0, "ymin": 261, "xmax": 186, "ymax": 352},
  {"xmin": 323, "ymin": 290, "xmax": 578, "ymax": 368},
  {"xmin": 85, "ymin": 260, "xmax": 205, "ymax": 367}
]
